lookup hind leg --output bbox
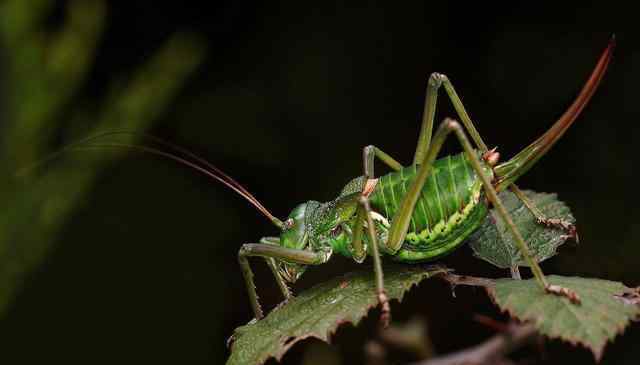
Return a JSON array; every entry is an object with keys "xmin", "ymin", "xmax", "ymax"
[
  {"xmin": 510, "ymin": 185, "xmax": 578, "ymax": 242},
  {"xmin": 386, "ymin": 118, "xmax": 580, "ymax": 303},
  {"xmin": 412, "ymin": 73, "xmax": 579, "ymax": 260},
  {"xmin": 413, "ymin": 72, "xmax": 490, "ymax": 165}
]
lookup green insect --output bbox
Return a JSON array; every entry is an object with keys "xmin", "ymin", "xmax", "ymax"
[
  {"xmin": 48, "ymin": 39, "xmax": 611, "ymax": 327},
  {"xmin": 226, "ymin": 39, "xmax": 614, "ymax": 325}
]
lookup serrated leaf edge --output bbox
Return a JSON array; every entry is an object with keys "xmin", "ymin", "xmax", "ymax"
[
  {"xmin": 484, "ymin": 278, "xmax": 640, "ymax": 362},
  {"xmin": 231, "ymin": 267, "xmax": 447, "ymax": 365}
]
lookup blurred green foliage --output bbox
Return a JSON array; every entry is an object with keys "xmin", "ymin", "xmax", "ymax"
[{"xmin": 0, "ymin": 0, "xmax": 204, "ymax": 316}]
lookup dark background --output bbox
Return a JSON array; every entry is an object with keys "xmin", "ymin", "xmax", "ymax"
[{"xmin": 1, "ymin": 1, "xmax": 639, "ymax": 364}]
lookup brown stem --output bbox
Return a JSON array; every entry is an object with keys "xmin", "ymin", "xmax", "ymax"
[
  {"xmin": 407, "ymin": 323, "xmax": 538, "ymax": 365},
  {"xmin": 378, "ymin": 317, "xmax": 434, "ymax": 360},
  {"xmin": 438, "ymin": 272, "xmax": 496, "ymax": 289},
  {"xmin": 365, "ymin": 340, "xmax": 388, "ymax": 365}
]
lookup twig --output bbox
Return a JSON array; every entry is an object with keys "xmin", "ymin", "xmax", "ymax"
[
  {"xmin": 378, "ymin": 317, "xmax": 434, "ymax": 359},
  {"xmin": 406, "ymin": 322, "xmax": 538, "ymax": 365},
  {"xmin": 437, "ymin": 272, "xmax": 495, "ymax": 289},
  {"xmin": 472, "ymin": 314, "xmax": 509, "ymax": 333},
  {"xmin": 365, "ymin": 340, "xmax": 387, "ymax": 365}
]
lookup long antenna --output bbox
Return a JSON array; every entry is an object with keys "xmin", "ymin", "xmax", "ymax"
[
  {"xmin": 86, "ymin": 131, "xmax": 268, "ymax": 214},
  {"xmin": 21, "ymin": 133, "xmax": 285, "ymax": 229}
]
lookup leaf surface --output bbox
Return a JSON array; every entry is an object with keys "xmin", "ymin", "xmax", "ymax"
[
  {"xmin": 443, "ymin": 273, "xmax": 640, "ymax": 361},
  {"xmin": 469, "ymin": 190, "xmax": 575, "ymax": 269},
  {"xmin": 227, "ymin": 265, "xmax": 446, "ymax": 365}
]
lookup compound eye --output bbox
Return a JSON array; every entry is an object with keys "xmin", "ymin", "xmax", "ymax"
[
  {"xmin": 330, "ymin": 225, "xmax": 343, "ymax": 237},
  {"xmin": 283, "ymin": 218, "xmax": 295, "ymax": 230}
]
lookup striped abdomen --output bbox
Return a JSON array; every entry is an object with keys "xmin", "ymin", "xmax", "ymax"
[{"xmin": 368, "ymin": 152, "xmax": 493, "ymax": 262}]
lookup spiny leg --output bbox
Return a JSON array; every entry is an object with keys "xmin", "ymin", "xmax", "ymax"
[
  {"xmin": 350, "ymin": 203, "xmax": 368, "ymax": 264},
  {"xmin": 442, "ymin": 120, "xmax": 548, "ymax": 287},
  {"xmin": 238, "ymin": 243, "xmax": 331, "ymax": 319},
  {"xmin": 510, "ymin": 184, "xmax": 579, "ymax": 242},
  {"xmin": 349, "ymin": 195, "xmax": 391, "ymax": 327},
  {"xmin": 264, "ymin": 258, "xmax": 295, "ymax": 310},
  {"xmin": 348, "ymin": 146, "xmax": 394, "ymax": 326},
  {"xmin": 386, "ymin": 115, "xmax": 464, "ymax": 252},
  {"xmin": 413, "ymin": 72, "xmax": 489, "ymax": 165},
  {"xmin": 260, "ymin": 237, "xmax": 294, "ymax": 300},
  {"xmin": 461, "ymin": 120, "xmax": 582, "ymax": 301},
  {"xmin": 387, "ymin": 118, "xmax": 579, "ymax": 303},
  {"xmin": 439, "ymin": 70, "xmax": 587, "ymax": 241},
  {"xmin": 415, "ymin": 73, "xmax": 574, "ymax": 240},
  {"xmin": 362, "ymin": 196, "xmax": 390, "ymax": 326},
  {"xmin": 414, "ymin": 73, "xmax": 578, "ymax": 240},
  {"xmin": 411, "ymin": 71, "xmax": 582, "ymax": 253},
  {"xmin": 413, "ymin": 64, "xmax": 606, "ymax": 159},
  {"xmin": 448, "ymin": 120, "xmax": 578, "ymax": 303},
  {"xmin": 238, "ymin": 247, "xmax": 263, "ymax": 319}
]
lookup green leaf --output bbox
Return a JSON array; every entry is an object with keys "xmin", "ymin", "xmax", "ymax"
[
  {"xmin": 489, "ymin": 275, "xmax": 639, "ymax": 361},
  {"xmin": 468, "ymin": 190, "xmax": 575, "ymax": 269},
  {"xmin": 227, "ymin": 265, "xmax": 446, "ymax": 365}
]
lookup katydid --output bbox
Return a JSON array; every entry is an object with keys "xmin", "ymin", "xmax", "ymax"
[
  {"xmin": 234, "ymin": 38, "xmax": 613, "ymax": 325},
  {"xmin": 36, "ymin": 39, "xmax": 613, "ymax": 327}
]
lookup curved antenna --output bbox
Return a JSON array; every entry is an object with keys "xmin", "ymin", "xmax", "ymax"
[
  {"xmin": 19, "ymin": 130, "xmax": 255, "ymax": 200},
  {"xmin": 68, "ymin": 131, "xmax": 265, "ymax": 211},
  {"xmin": 20, "ymin": 133, "xmax": 284, "ymax": 229},
  {"xmin": 80, "ymin": 143, "xmax": 284, "ymax": 229}
]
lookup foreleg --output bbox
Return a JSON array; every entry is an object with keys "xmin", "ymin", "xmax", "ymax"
[{"xmin": 238, "ymin": 243, "xmax": 331, "ymax": 319}]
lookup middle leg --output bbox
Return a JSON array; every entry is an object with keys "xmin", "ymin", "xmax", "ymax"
[
  {"xmin": 349, "ymin": 194, "xmax": 391, "ymax": 327},
  {"xmin": 260, "ymin": 237, "xmax": 294, "ymax": 300},
  {"xmin": 347, "ymin": 145, "xmax": 395, "ymax": 326}
]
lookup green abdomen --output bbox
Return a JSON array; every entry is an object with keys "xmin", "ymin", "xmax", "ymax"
[{"xmin": 369, "ymin": 153, "xmax": 492, "ymax": 262}]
